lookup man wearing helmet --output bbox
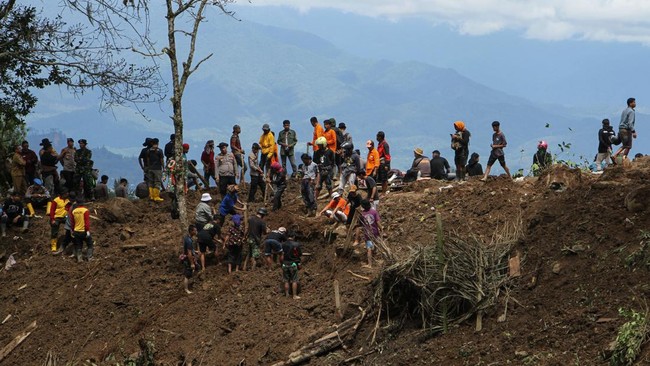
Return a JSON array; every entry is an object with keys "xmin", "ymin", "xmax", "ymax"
[
  {"xmin": 531, "ymin": 141, "xmax": 552, "ymax": 176},
  {"xmin": 313, "ymin": 137, "xmax": 335, "ymax": 199},
  {"xmin": 318, "ymin": 191, "xmax": 350, "ymax": 223}
]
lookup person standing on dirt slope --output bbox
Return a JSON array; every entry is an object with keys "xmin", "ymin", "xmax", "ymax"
[
  {"xmin": 319, "ymin": 191, "xmax": 350, "ymax": 224},
  {"xmin": 21, "ymin": 140, "xmax": 38, "ymax": 186},
  {"xmin": 11, "ymin": 145, "xmax": 27, "ymax": 195},
  {"xmin": 74, "ymin": 139, "xmax": 95, "ymax": 201},
  {"xmin": 215, "ymin": 142, "xmax": 237, "ymax": 198},
  {"xmin": 138, "ymin": 138, "xmax": 152, "ymax": 185},
  {"xmin": 223, "ymin": 214, "xmax": 245, "ymax": 273},
  {"xmin": 376, "ymin": 131, "xmax": 391, "ymax": 195},
  {"xmin": 313, "ymin": 137, "xmax": 335, "ymax": 200},
  {"xmin": 146, "ymin": 138, "xmax": 165, "ymax": 202},
  {"xmin": 218, "ymin": 185, "xmax": 245, "ymax": 226},
  {"xmin": 270, "ymin": 162, "xmax": 287, "ymax": 211},
  {"xmin": 278, "ymin": 120, "xmax": 298, "ymax": 178},
  {"xmin": 247, "ymin": 143, "xmax": 266, "ymax": 203},
  {"xmin": 365, "ymin": 140, "xmax": 380, "ymax": 179},
  {"xmin": 358, "ymin": 199, "xmax": 381, "ymax": 269},
  {"xmin": 481, "ymin": 121, "xmax": 512, "ymax": 181},
  {"xmin": 197, "ymin": 221, "xmax": 221, "ymax": 272},
  {"xmin": 300, "ymin": 153, "xmax": 319, "ymax": 216},
  {"xmin": 94, "ymin": 175, "xmax": 109, "ymax": 201},
  {"xmin": 451, "ymin": 121, "xmax": 471, "ymax": 181},
  {"xmin": 231, "ymin": 125, "xmax": 247, "ymax": 183},
  {"xmin": 307, "ymin": 116, "xmax": 324, "ymax": 153},
  {"xmin": 1, "ymin": 192, "xmax": 29, "ymax": 238},
  {"xmin": 429, "ymin": 150, "xmax": 451, "ymax": 180},
  {"xmin": 244, "ymin": 207, "xmax": 269, "ymax": 271},
  {"xmin": 164, "ymin": 134, "xmax": 175, "ymax": 163},
  {"xmin": 613, "ymin": 97, "xmax": 637, "ymax": 160},
  {"xmin": 596, "ymin": 119, "xmax": 616, "ymax": 171},
  {"xmin": 55, "ymin": 192, "xmax": 76, "ymax": 255},
  {"xmin": 58, "ymin": 138, "xmax": 76, "ymax": 193},
  {"xmin": 48, "ymin": 188, "xmax": 70, "ymax": 252},
  {"xmin": 181, "ymin": 225, "xmax": 199, "ymax": 294},
  {"xmin": 466, "ymin": 153, "xmax": 484, "ymax": 177},
  {"xmin": 195, "ymin": 193, "xmax": 215, "ymax": 231},
  {"xmin": 338, "ymin": 145, "xmax": 361, "ymax": 195},
  {"xmin": 282, "ymin": 231, "xmax": 302, "ymax": 300},
  {"xmin": 346, "ymin": 185, "xmax": 362, "ymax": 226},
  {"xmin": 201, "ymin": 140, "xmax": 216, "ymax": 188},
  {"xmin": 259, "ymin": 124, "xmax": 276, "ymax": 175},
  {"xmin": 531, "ymin": 141, "xmax": 553, "ymax": 177},
  {"xmin": 115, "ymin": 178, "xmax": 128, "ymax": 198},
  {"xmin": 39, "ymin": 139, "xmax": 60, "ymax": 195},
  {"xmin": 356, "ymin": 170, "xmax": 379, "ymax": 211},
  {"xmin": 70, "ymin": 198, "xmax": 93, "ymax": 262},
  {"xmin": 263, "ymin": 226, "xmax": 287, "ymax": 270},
  {"xmin": 322, "ymin": 119, "xmax": 338, "ymax": 154}
]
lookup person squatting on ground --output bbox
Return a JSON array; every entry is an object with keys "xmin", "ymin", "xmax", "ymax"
[
  {"xmin": 49, "ymin": 189, "xmax": 70, "ymax": 252},
  {"xmin": 300, "ymin": 153, "xmax": 319, "ymax": 216},
  {"xmin": 613, "ymin": 97, "xmax": 637, "ymax": 160},
  {"xmin": 70, "ymin": 198, "xmax": 93, "ymax": 262},
  {"xmin": 74, "ymin": 139, "xmax": 95, "ymax": 201},
  {"xmin": 531, "ymin": 141, "xmax": 552, "ymax": 177},
  {"xmin": 481, "ymin": 121, "xmax": 511, "ymax": 181},
  {"xmin": 215, "ymin": 142, "xmax": 237, "ymax": 197},
  {"xmin": 181, "ymin": 225, "xmax": 199, "ymax": 294},
  {"xmin": 224, "ymin": 214, "xmax": 245, "ymax": 273},
  {"xmin": 466, "ymin": 153, "xmax": 483, "ymax": 177},
  {"xmin": 278, "ymin": 120, "xmax": 298, "ymax": 178},
  {"xmin": 596, "ymin": 119, "xmax": 615, "ymax": 170},
  {"xmin": 313, "ymin": 137, "xmax": 335, "ymax": 199},
  {"xmin": 195, "ymin": 193, "xmax": 215, "ymax": 231},
  {"xmin": 451, "ymin": 120, "xmax": 471, "ymax": 181},
  {"xmin": 247, "ymin": 143, "xmax": 266, "ymax": 202},
  {"xmin": 243, "ymin": 207, "xmax": 269, "ymax": 271},
  {"xmin": 404, "ymin": 147, "xmax": 430, "ymax": 182},
  {"xmin": 270, "ymin": 162, "xmax": 287, "ymax": 211},
  {"xmin": 263, "ymin": 226, "xmax": 287, "ymax": 270},
  {"xmin": 201, "ymin": 140, "xmax": 217, "ymax": 187},
  {"xmin": 25, "ymin": 178, "xmax": 50, "ymax": 217},
  {"xmin": 319, "ymin": 191, "xmax": 350, "ymax": 224},
  {"xmin": 1, "ymin": 192, "xmax": 29, "ymax": 237},
  {"xmin": 197, "ymin": 220, "xmax": 221, "ymax": 272},
  {"xmin": 282, "ymin": 232, "xmax": 302, "ymax": 300},
  {"xmin": 218, "ymin": 185, "xmax": 245, "ymax": 226}
]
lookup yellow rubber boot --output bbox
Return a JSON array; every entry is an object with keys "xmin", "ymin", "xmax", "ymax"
[
  {"xmin": 50, "ymin": 238, "xmax": 58, "ymax": 252},
  {"xmin": 148, "ymin": 187, "xmax": 154, "ymax": 201},
  {"xmin": 46, "ymin": 201, "xmax": 51, "ymax": 215},
  {"xmin": 26, "ymin": 203, "xmax": 35, "ymax": 217},
  {"xmin": 153, "ymin": 188, "xmax": 164, "ymax": 202}
]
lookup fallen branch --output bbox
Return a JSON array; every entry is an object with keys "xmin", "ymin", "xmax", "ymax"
[
  {"xmin": 0, "ymin": 321, "xmax": 37, "ymax": 362},
  {"xmin": 120, "ymin": 244, "xmax": 148, "ymax": 250},
  {"xmin": 347, "ymin": 270, "xmax": 371, "ymax": 281},
  {"xmin": 340, "ymin": 349, "xmax": 377, "ymax": 365}
]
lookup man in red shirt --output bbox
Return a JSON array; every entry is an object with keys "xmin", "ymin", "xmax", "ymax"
[
  {"xmin": 376, "ymin": 131, "xmax": 391, "ymax": 195},
  {"xmin": 201, "ymin": 140, "xmax": 216, "ymax": 187}
]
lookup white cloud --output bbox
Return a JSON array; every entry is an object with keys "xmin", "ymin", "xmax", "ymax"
[{"xmin": 245, "ymin": 0, "xmax": 650, "ymax": 43}]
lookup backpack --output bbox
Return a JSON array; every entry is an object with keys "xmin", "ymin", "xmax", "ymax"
[
  {"xmin": 610, "ymin": 133, "xmax": 621, "ymax": 146},
  {"xmin": 333, "ymin": 127, "xmax": 345, "ymax": 149}
]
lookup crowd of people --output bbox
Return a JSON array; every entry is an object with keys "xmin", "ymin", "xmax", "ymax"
[{"xmin": 2, "ymin": 97, "xmax": 641, "ymax": 296}]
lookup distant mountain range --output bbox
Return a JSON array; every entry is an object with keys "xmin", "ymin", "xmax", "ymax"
[{"xmin": 26, "ymin": 16, "xmax": 645, "ymax": 181}]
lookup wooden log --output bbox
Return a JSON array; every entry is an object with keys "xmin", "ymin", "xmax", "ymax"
[
  {"xmin": 120, "ymin": 244, "xmax": 148, "ymax": 250},
  {"xmin": 334, "ymin": 280, "xmax": 342, "ymax": 321},
  {"xmin": 347, "ymin": 270, "xmax": 371, "ymax": 281},
  {"xmin": 0, "ymin": 321, "xmax": 37, "ymax": 362}
]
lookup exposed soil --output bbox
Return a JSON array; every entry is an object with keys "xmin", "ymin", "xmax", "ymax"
[{"xmin": 1, "ymin": 158, "xmax": 650, "ymax": 365}]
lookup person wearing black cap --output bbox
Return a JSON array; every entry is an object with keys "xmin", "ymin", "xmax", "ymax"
[
  {"xmin": 74, "ymin": 139, "xmax": 95, "ymax": 200},
  {"xmin": 215, "ymin": 142, "xmax": 237, "ymax": 197},
  {"xmin": 164, "ymin": 134, "xmax": 176, "ymax": 162},
  {"xmin": 259, "ymin": 123, "xmax": 276, "ymax": 175},
  {"xmin": 138, "ymin": 137, "xmax": 153, "ymax": 186},
  {"xmin": 39, "ymin": 138, "xmax": 60, "ymax": 194},
  {"xmin": 58, "ymin": 138, "xmax": 77, "ymax": 192},
  {"xmin": 278, "ymin": 120, "xmax": 298, "ymax": 178},
  {"xmin": 146, "ymin": 138, "xmax": 165, "ymax": 201},
  {"xmin": 243, "ymin": 207, "xmax": 269, "ymax": 271}
]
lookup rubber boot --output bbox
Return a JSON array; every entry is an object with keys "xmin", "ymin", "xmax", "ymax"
[
  {"xmin": 86, "ymin": 247, "xmax": 94, "ymax": 261},
  {"xmin": 46, "ymin": 201, "xmax": 51, "ymax": 215},
  {"xmin": 75, "ymin": 248, "xmax": 83, "ymax": 263},
  {"xmin": 153, "ymin": 188, "xmax": 164, "ymax": 202},
  {"xmin": 50, "ymin": 238, "xmax": 58, "ymax": 252},
  {"xmin": 26, "ymin": 203, "xmax": 35, "ymax": 217},
  {"xmin": 0, "ymin": 223, "xmax": 6, "ymax": 237},
  {"xmin": 21, "ymin": 219, "xmax": 29, "ymax": 233},
  {"xmin": 148, "ymin": 187, "xmax": 154, "ymax": 201}
]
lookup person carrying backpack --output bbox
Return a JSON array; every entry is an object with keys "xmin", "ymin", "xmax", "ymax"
[{"xmin": 596, "ymin": 119, "xmax": 615, "ymax": 170}]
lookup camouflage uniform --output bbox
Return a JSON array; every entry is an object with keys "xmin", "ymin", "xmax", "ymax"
[{"xmin": 74, "ymin": 146, "xmax": 95, "ymax": 200}]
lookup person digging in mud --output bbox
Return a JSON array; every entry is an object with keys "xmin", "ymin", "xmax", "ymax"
[
  {"xmin": 223, "ymin": 214, "xmax": 245, "ymax": 273},
  {"xmin": 481, "ymin": 121, "xmax": 511, "ymax": 181},
  {"xmin": 218, "ymin": 185, "xmax": 245, "ymax": 227},
  {"xmin": 346, "ymin": 185, "xmax": 362, "ymax": 226},
  {"xmin": 300, "ymin": 153, "xmax": 319, "ymax": 216},
  {"xmin": 359, "ymin": 199, "xmax": 381, "ymax": 269},
  {"xmin": 70, "ymin": 198, "xmax": 94, "ymax": 262},
  {"xmin": 195, "ymin": 193, "xmax": 215, "ymax": 231},
  {"xmin": 197, "ymin": 220, "xmax": 222, "ymax": 272},
  {"xmin": 49, "ymin": 189, "xmax": 70, "ymax": 253},
  {"xmin": 270, "ymin": 162, "xmax": 287, "ymax": 211},
  {"xmin": 244, "ymin": 207, "xmax": 269, "ymax": 271},
  {"xmin": 318, "ymin": 191, "xmax": 350, "ymax": 224},
  {"xmin": 182, "ymin": 225, "xmax": 199, "ymax": 294},
  {"xmin": 263, "ymin": 227, "xmax": 287, "ymax": 270},
  {"xmin": 281, "ymin": 231, "xmax": 302, "ymax": 300},
  {"xmin": 1, "ymin": 192, "xmax": 29, "ymax": 238}
]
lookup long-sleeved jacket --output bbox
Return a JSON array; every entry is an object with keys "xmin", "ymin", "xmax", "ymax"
[
  {"xmin": 259, "ymin": 132, "xmax": 276, "ymax": 157},
  {"xmin": 278, "ymin": 129, "xmax": 298, "ymax": 156}
]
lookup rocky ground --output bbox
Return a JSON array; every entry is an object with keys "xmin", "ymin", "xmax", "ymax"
[{"xmin": 1, "ymin": 158, "xmax": 649, "ymax": 365}]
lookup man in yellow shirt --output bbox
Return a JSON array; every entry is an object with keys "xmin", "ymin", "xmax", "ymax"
[
  {"xmin": 70, "ymin": 199, "xmax": 94, "ymax": 262},
  {"xmin": 259, "ymin": 123, "xmax": 276, "ymax": 175},
  {"xmin": 49, "ymin": 190, "xmax": 70, "ymax": 253},
  {"xmin": 366, "ymin": 140, "xmax": 380, "ymax": 177},
  {"xmin": 307, "ymin": 117, "xmax": 324, "ymax": 152}
]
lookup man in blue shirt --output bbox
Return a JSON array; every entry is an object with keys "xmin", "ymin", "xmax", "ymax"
[
  {"xmin": 182, "ymin": 225, "xmax": 198, "ymax": 294},
  {"xmin": 613, "ymin": 97, "xmax": 637, "ymax": 160}
]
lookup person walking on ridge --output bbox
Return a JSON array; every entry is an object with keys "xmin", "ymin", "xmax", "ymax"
[{"xmin": 481, "ymin": 121, "xmax": 511, "ymax": 181}]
